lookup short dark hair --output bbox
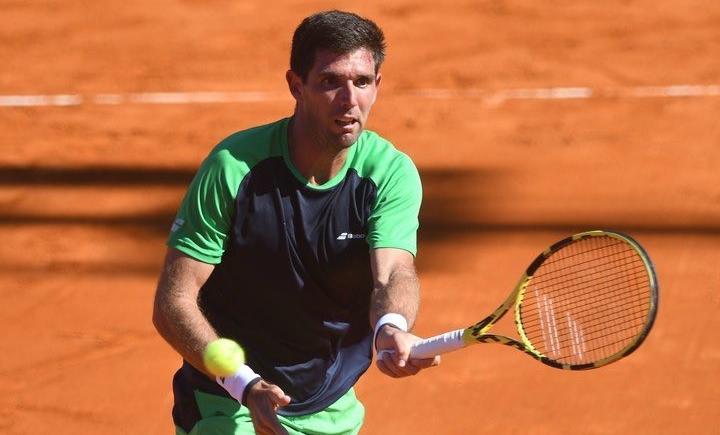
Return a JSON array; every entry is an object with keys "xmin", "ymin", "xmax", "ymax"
[{"xmin": 290, "ymin": 10, "xmax": 386, "ymax": 82}]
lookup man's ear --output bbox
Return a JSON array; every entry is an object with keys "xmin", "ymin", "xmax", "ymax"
[
  {"xmin": 286, "ymin": 70, "xmax": 303, "ymax": 102},
  {"xmin": 371, "ymin": 72, "xmax": 382, "ymax": 105}
]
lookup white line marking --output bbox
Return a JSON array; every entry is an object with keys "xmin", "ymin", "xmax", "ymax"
[
  {"xmin": 567, "ymin": 313, "xmax": 577, "ymax": 358},
  {"xmin": 567, "ymin": 313, "xmax": 584, "ymax": 361},
  {"xmin": 0, "ymin": 94, "xmax": 83, "ymax": 107},
  {"xmin": 630, "ymin": 84, "xmax": 720, "ymax": 97},
  {"xmin": 547, "ymin": 296, "xmax": 561, "ymax": 357},
  {"xmin": 542, "ymin": 294, "xmax": 560, "ymax": 357},
  {"xmin": 408, "ymin": 88, "xmax": 487, "ymax": 99},
  {"xmin": 493, "ymin": 87, "xmax": 593, "ymax": 102},
  {"xmin": 93, "ymin": 94, "xmax": 125, "ymax": 105},
  {"xmin": 0, "ymin": 84, "xmax": 718, "ymax": 108},
  {"xmin": 534, "ymin": 287, "xmax": 550, "ymax": 353},
  {"xmin": 126, "ymin": 91, "xmax": 286, "ymax": 104}
]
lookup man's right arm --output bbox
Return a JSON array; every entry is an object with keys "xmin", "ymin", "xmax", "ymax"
[
  {"xmin": 152, "ymin": 247, "xmax": 218, "ymax": 375},
  {"xmin": 152, "ymin": 247, "xmax": 291, "ymax": 435}
]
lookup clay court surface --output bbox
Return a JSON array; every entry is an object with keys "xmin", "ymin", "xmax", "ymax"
[{"xmin": 1, "ymin": 1, "xmax": 719, "ymax": 434}]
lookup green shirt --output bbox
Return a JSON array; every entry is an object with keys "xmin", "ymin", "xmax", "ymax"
[{"xmin": 168, "ymin": 117, "xmax": 421, "ymax": 418}]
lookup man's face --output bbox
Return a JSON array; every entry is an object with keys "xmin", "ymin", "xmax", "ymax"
[{"xmin": 289, "ymin": 47, "xmax": 381, "ymax": 150}]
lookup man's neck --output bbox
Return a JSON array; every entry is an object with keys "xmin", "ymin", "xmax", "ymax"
[{"xmin": 287, "ymin": 116, "xmax": 350, "ymax": 185}]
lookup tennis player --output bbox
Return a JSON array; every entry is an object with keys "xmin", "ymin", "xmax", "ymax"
[{"xmin": 153, "ymin": 10, "xmax": 439, "ymax": 435}]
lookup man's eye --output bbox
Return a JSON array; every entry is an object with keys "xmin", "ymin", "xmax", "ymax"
[{"xmin": 355, "ymin": 78, "xmax": 370, "ymax": 88}]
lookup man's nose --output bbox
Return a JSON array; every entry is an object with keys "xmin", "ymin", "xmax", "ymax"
[{"xmin": 338, "ymin": 81, "xmax": 359, "ymax": 108}]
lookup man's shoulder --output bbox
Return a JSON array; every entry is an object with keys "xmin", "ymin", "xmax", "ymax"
[
  {"xmin": 356, "ymin": 129, "xmax": 399, "ymax": 154},
  {"xmin": 209, "ymin": 118, "xmax": 288, "ymax": 166},
  {"xmin": 351, "ymin": 129, "xmax": 417, "ymax": 181}
]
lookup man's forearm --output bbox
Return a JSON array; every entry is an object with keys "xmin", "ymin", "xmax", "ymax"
[
  {"xmin": 152, "ymin": 249, "xmax": 218, "ymax": 376},
  {"xmin": 154, "ymin": 291, "xmax": 218, "ymax": 373},
  {"xmin": 370, "ymin": 262, "xmax": 420, "ymax": 329},
  {"xmin": 370, "ymin": 253, "xmax": 441, "ymax": 376}
]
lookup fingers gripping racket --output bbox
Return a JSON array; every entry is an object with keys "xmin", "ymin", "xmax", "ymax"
[{"xmin": 392, "ymin": 230, "xmax": 659, "ymax": 370}]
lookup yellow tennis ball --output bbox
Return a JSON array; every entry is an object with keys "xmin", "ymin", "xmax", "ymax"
[{"xmin": 203, "ymin": 338, "xmax": 245, "ymax": 377}]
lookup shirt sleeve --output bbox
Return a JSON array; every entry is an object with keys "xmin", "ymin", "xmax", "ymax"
[
  {"xmin": 166, "ymin": 150, "xmax": 245, "ymax": 264},
  {"xmin": 366, "ymin": 154, "xmax": 422, "ymax": 256}
]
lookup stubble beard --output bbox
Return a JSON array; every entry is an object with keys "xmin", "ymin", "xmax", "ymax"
[{"xmin": 310, "ymin": 115, "xmax": 362, "ymax": 153}]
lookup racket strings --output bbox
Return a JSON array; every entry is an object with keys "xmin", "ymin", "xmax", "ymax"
[
  {"xmin": 523, "ymin": 300, "xmax": 650, "ymax": 362},
  {"xmin": 537, "ymin": 241, "xmax": 627, "ymax": 268},
  {"xmin": 520, "ymin": 269, "xmax": 650, "ymax": 324},
  {"xmin": 554, "ymin": 318, "xmax": 650, "ymax": 363},
  {"xmin": 526, "ymin": 255, "xmax": 646, "ymax": 291},
  {"xmin": 522, "ymin": 247, "xmax": 648, "ymax": 318},
  {"xmin": 524, "ymin": 301, "xmax": 645, "ymax": 350},
  {"xmin": 518, "ymin": 235, "xmax": 651, "ymax": 365},
  {"xmin": 521, "ymin": 286, "xmax": 650, "ymax": 334},
  {"xmin": 553, "ymin": 314, "xmax": 651, "ymax": 361}
]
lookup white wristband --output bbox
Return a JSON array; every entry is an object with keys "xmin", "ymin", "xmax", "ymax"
[
  {"xmin": 216, "ymin": 364, "xmax": 261, "ymax": 405},
  {"xmin": 373, "ymin": 313, "xmax": 408, "ymax": 351}
]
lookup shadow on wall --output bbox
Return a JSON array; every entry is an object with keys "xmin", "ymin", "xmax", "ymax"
[
  {"xmin": 1, "ymin": 165, "xmax": 717, "ymax": 236},
  {"xmin": 0, "ymin": 165, "xmax": 503, "ymax": 235},
  {"xmin": 2, "ymin": 165, "xmax": 718, "ymax": 275}
]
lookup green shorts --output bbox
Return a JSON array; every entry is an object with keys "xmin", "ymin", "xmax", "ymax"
[{"xmin": 175, "ymin": 388, "xmax": 364, "ymax": 435}]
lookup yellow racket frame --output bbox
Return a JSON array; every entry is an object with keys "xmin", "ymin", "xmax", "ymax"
[{"xmin": 459, "ymin": 230, "xmax": 658, "ymax": 370}]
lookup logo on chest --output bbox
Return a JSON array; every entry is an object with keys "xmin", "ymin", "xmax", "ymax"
[{"xmin": 336, "ymin": 232, "xmax": 366, "ymax": 240}]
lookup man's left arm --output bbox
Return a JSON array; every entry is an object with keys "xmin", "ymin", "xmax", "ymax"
[{"xmin": 370, "ymin": 247, "xmax": 440, "ymax": 378}]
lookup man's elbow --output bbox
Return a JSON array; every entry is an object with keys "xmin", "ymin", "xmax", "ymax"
[{"xmin": 152, "ymin": 294, "xmax": 167, "ymax": 336}]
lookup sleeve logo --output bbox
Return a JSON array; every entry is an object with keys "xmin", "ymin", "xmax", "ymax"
[
  {"xmin": 336, "ymin": 232, "xmax": 366, "ymax": 240},
  {"xmin": 170, "ymin": 218, "xmax": 185, "ymax": 233}
]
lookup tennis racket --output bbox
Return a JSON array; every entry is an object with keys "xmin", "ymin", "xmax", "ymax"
[{"xmin": 383, "ymin": 230, "xmax": 659, "ymax": 370}]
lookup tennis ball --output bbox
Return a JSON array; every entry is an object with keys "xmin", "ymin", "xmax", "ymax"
[{"xmin": 203, "ymin": 338, "xmax": 245, "ymax": 377}]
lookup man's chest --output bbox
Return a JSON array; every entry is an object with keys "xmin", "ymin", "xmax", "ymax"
[{"xmin": 231, "ymin": 162, "xmax": 377, "ymax": 268}]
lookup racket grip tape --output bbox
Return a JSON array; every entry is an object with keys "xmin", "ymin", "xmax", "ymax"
[
  {"xmin": 409, "ymin": 328, "xmax": 466, "ymax": 358},
  {"xmin": 376, "ymin": 328, "xmax": 466, "ymax": 360}
]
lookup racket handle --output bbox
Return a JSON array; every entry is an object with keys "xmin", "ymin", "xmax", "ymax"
[
  {"xmin": 376, "ymin": 328, "xmax": 466, "ymax": 360},
  {"xmin": 409, "ymin": 328, "xmax": 466, "ymax": 358}
]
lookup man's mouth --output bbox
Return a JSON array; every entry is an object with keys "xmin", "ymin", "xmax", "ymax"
[{"xmin": 335, "ymin": 118, "xmax": 357, "ymax": 128}]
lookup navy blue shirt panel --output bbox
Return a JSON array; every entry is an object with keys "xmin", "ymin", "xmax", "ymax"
[{"xmin": 195, "ymin": 156, "xmax": 377, "ymax": 415}]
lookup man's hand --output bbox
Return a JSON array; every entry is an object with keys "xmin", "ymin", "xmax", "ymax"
[
  {"xmin": 246, "ymin": 380, "xmax": 291, "ymax": 435},
  {"xmin": 375, "ymin": 325, "xmax": 440, "ymax": 378}
]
